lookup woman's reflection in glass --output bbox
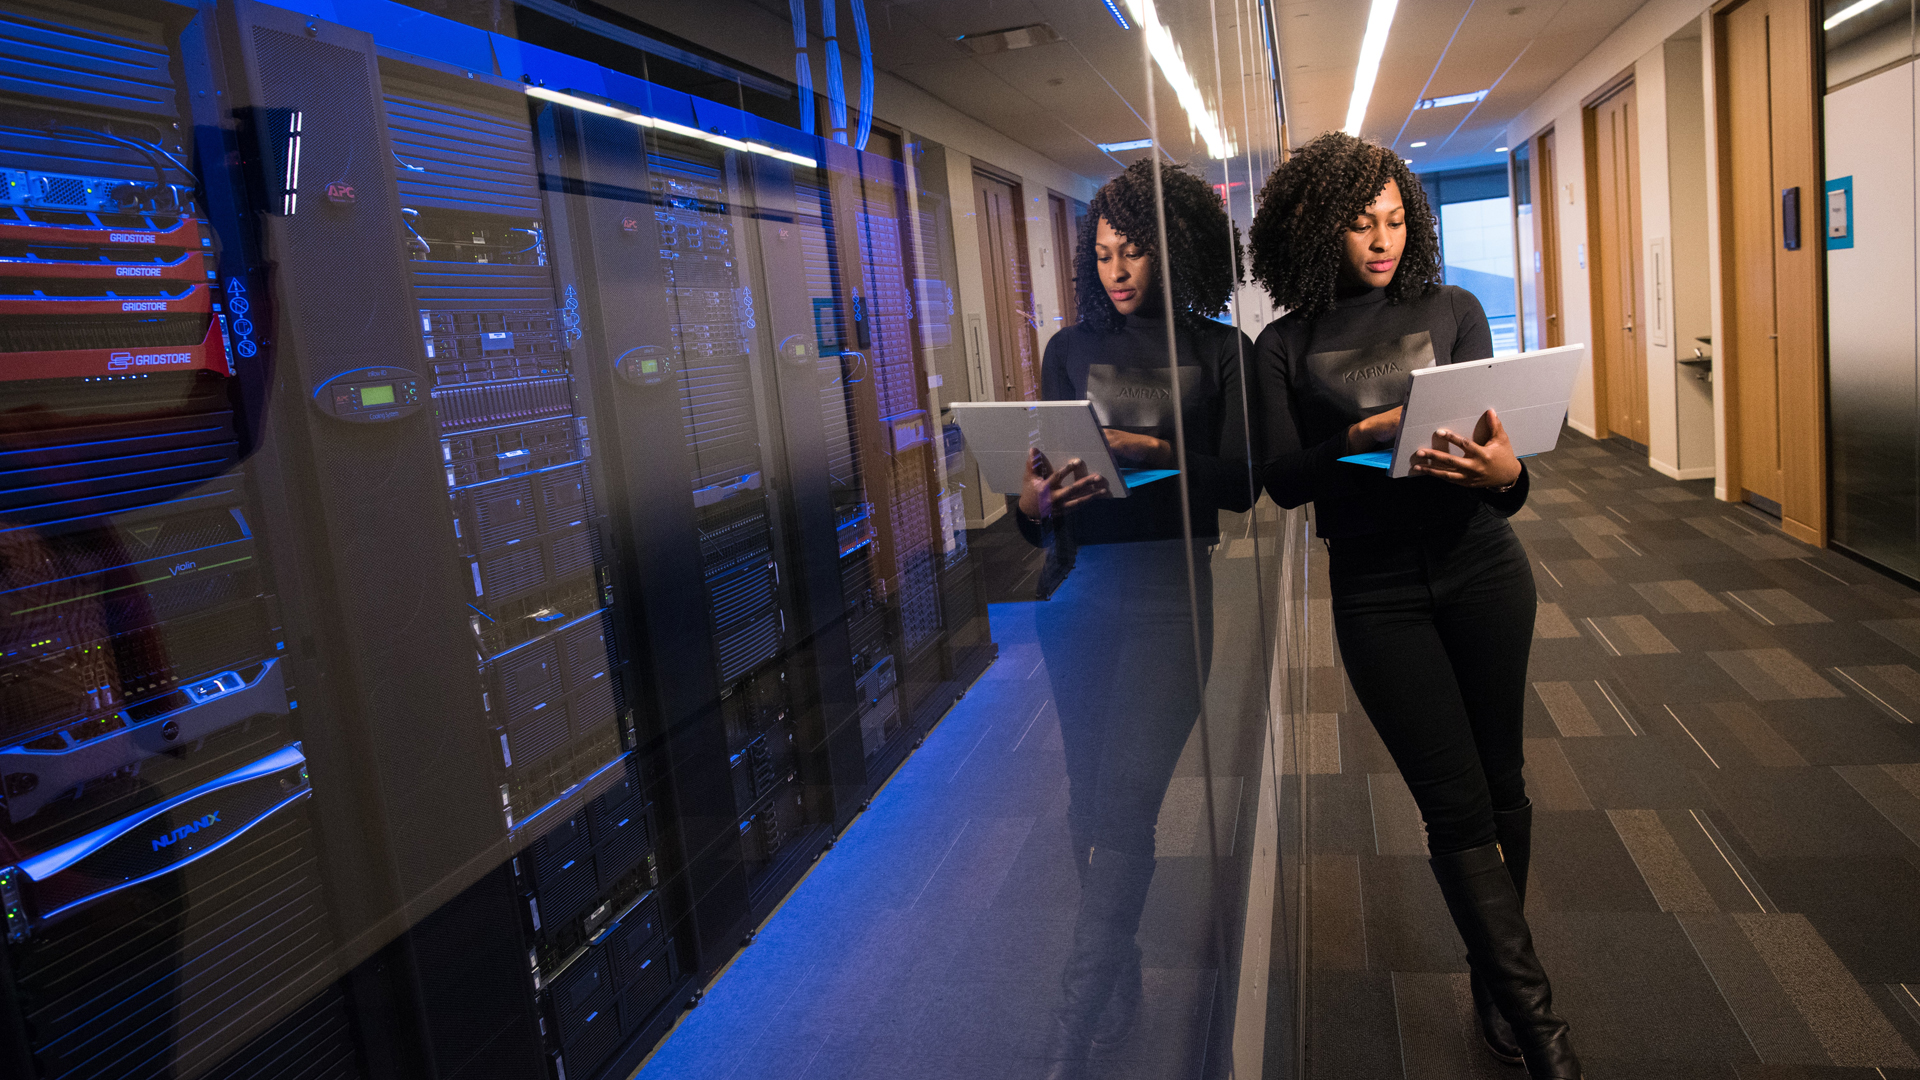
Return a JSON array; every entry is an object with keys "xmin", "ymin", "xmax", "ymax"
[{"xmin": 1013, "ymin": 159, "xmax": 1253, "ymax": 1080}]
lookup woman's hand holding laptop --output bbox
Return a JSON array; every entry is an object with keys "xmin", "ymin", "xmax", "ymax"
[{"xmin": 1018, "ymin": 447, "xmax": 1111, "ymax": 518}]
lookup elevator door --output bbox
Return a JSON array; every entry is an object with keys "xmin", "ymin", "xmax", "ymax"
[
  {"xmin": 1589, "ymin": 82, "xmax": 1649, "ymax": 445},
  {"xmin": 972, "ymin": 170, "xmax": 1038, "ymax": 402}
]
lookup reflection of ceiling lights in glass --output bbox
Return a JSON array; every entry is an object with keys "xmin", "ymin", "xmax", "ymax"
[
  {"xmin": 1415, "ymin": 89, "xmax": 1489, "ymax": 110},
  {"xmin": 1345, "ymin": 0, "xmax": 1399, "ymax": 136},
  {"xmin": 523, "ymin": 86, "xmax": 819, "ymax": 168},
  {"xmin": 1121, "ymin": 0, "xmax": 1237, "ymax": 159},
  {"xmin": 1101, "ymin": 0, "xmax": 1131, "ymax": 30},
  {"xmin": 1409, "ymin": 140, "xmax": 1427, "ymax": 147},
  {"xmin": 1825, "ymin": 0, "xmax": 1891, "ymax": 29},
  {"xmin": 1098, "ymin": 138, "xmax": 1156, "ymax": 153}
]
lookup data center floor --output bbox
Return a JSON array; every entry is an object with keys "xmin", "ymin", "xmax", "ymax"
[
  {"xmin": 1306, "ymin": 432, "xmax": 1920, "ymax": 1080},
  {"xmin": 635, "ymin": 521, "xmax": 1274, "ymax": 1080}
]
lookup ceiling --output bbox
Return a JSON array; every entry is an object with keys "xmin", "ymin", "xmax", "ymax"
[
  {"xmin": 729, "ymin": 0, "xmax": 1281, "ymax": 183},
  {"xmin": 1278, "ymin": 0, "xmax": 1651, "ymax": 175},
  {"xmin": 631, "ymin": 0, "xmax": 1658, "ymax": 185}
]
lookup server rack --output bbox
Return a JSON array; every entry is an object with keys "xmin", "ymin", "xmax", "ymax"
[
  {"xmin": 194, "ymin": 7, "xmax": 685, "ymax": 1079},
  {"xmin": 821, "ymin": 143, "xmax": 993, "ymax": 776},
  {"xmin": 0, "ymin": 1, "xmax": 357, "ymax": 1077},
  {"xmin": 376, "ymin": 62, "xmax": 678, "ymax": 1080},
  {"xmin": 539, "ymin": 93, "xmax": 865, "ymax": 973}
]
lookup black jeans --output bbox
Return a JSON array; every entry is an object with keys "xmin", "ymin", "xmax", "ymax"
[
  {"xmin": 1328, "ymin": 506, "xmax": 1536, "ymax": 856},
  {"xmin": 1038, "ymin": 538, "xmax": 1215, "ymax": 860}
]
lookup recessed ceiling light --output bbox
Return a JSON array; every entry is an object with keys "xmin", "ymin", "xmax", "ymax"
[
  {"xmin": 1097, "ymin": 138, "xmax": 1155, "ymax": 153},
  {"xmin": 1825, "ymin": 0, "xmax": 1891, "ymax": 30},
  {"xmin": 1409, "ymin": 141, "xmax": 1427, "ymax": 148},
  {"xmin": 1344, "ymin": 0, "xmax": 1400, "ymax": 136},
  {"xmin": 957, "ymin": 24, "xmax": 1061, "ymax": 54},
  {"xmin": 1415, "ymin": 89, "xmax": 1489, "ymax": 110}
]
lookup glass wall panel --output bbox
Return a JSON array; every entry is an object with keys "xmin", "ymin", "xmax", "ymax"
[{"xmin": 0, "ymin": 1, "xmax": 1304, "ymax": 1079}]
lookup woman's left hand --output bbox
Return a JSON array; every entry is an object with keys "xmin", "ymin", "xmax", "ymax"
[
  {"xmin": 1102, "ymin": 428, "xmax": 1174, "ymax": 469},
  {"xmin": 1410, "ymin": 408, "xmax": 1523, "ymax": 489}
]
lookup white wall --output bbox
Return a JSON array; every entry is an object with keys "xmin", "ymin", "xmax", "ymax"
[
  {"xmin": 1634, "ymin": 46, "xmax": 1677, "ymax": 470},
  {"xmin": 1664, "ymin": 36, "xmax": 1716, "ymax": 475}
]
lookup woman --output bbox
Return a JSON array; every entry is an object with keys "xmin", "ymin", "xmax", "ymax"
[
  {"xmin": 1247, "ymin": 131, "xmax": 1581, "ymax": 1080},
  {"xmin": 1013, "ymin": 158, "xmax": 1253, "ymax": 1080}
]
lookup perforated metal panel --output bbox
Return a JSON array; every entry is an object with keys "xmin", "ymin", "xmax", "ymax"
[{"xmin": 0, "ymin": 2, "xmax": 175, "ymax": 115}]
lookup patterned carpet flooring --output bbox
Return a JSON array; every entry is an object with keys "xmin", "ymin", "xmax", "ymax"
[{"xmin": 1304, "ymin": 430, "xmax": 1920, "ymax": 1080}]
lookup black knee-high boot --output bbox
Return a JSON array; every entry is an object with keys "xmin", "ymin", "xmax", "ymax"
[
  {"xmin": 1472, "ymin": 801, "xmax": 1533, "ymax": 1064},
  {"xmin": 1044, "ymin": 847, "xmax": 1156, "ymax": 1080},
  {"xmin": 1066, "ymin": 817, "xmax": 1142, "ymax": 1051},
  {"xmin": 1431, "ymin": 842, "xmax": 1581, "ymax": 1080}
]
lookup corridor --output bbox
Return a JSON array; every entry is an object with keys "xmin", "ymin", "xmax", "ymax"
[{"xmin": 1305, "ymin": 432, "xmax": 1920, "ymax": 1079}]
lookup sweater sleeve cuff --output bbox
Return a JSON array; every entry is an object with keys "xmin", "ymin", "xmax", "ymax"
[
  {"xmin": 1012, "ymin": 495, "xmax": 1047, "ymax": 547},
  {"xmin": 1478, "ymin": 461, "xmax": 1530, "ymax": 516}
]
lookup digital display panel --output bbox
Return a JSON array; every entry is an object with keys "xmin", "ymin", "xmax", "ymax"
[{"xmin": 359, "ymin": 383, "xmax": 396, "ymax": 406}]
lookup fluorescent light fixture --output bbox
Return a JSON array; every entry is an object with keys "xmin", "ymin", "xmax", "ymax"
[
  {"xmin": 1101, "ymin": 0, "xmax": 1131, "ymax": 29},
  {"xmin": 1825, "ymin": 0, "xmax": 1891, "ymax": 29},
  {"xmin": 1409, "ymin": 140, "xmax": 1427, "ymax": 148},
  {"xmin": 1495, "ymin": 146, "xmax": 1509, "ymax": 153},
  {"xmin": 1098, "ymin": 138, "xmax": 1155, "ymax": 153},
  {"xmin": 1415, "ymin": 89, "xmax": 1489, "ymax": 110},
  {"xmin": 1343, "ymin": 0, "xmax": 1399, "ymax": 136},
  {"xmin": 1122, "ymin": 0, "xmax": 1236, "ymax": 159},
  {"xmin": 524, "ymin": 85, "xmax": 819, "ymax": 168}
]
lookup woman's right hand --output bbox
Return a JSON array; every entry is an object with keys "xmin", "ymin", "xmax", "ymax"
[
  {"xmin": 1346, "ymin": 406, "xmax": 1404, "ymax": 454},
  {"xmin": 1018, "ymin": 447, "xmax": 1110, "ymax": 519}
]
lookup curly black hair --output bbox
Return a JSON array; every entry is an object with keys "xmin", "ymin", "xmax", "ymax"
[
  {"xmin": 1072, "ymin": 158, "xmax": 1238, "ymax": 332},
  {"xmin": 1246, "ymin": 131, "xmax": 1443, "ymax": 320}
]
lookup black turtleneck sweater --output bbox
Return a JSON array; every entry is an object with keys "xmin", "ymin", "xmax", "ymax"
[
  {"xmin": 1014, "ymin": 311, "xmax": 1255, "ymax": 545},
  {"xmin": 1254, "ymin": 284, "xmax": 1528, "ymax": 538}
]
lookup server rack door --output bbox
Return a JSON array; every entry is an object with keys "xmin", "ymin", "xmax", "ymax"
[
  {"xmin": 733, "ymin": 154, "xmax": 865, "ymax": 833},
  {"xmin": 538, "ymin": 103, "xmax": 749, "ymax": 967},
  {"xmin": 216, "ymin": 0, "xmax": 504, "ymax": 920},
  {"xmin": 0, "ymin": 1, "xmax": 359, "ymax": 1077}
]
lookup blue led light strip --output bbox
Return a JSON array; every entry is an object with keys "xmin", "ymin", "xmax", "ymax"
[{"xmin": 1102, "ymin": 0, "xmax": 1132, "ymax": 29}]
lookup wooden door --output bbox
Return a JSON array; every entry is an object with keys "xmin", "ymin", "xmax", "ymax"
[
  {"xmin": 1587, "ymin": 83, "xmax": 1650, "ymax": 445},
  {"xmin": 1048, "ymin": 192, "xmax": 1079, "ymax": 329},
  {"xmin": 1535, "ymin": 129, "xmax": 1565, "ymax": 348},
  {"xmin": 1718, "ymin": 0, "xmax": 1824, "ymax": 537},
  {"xmin": 972, "ymin": 170, "xmax": 1039, "ymax": 401}
]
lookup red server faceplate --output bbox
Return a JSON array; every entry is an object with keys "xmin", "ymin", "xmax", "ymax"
[
  {"xmin": 0, "ymin": 250, "xmax": 206, "ymax": 283},
  {"xmin": 1, "ymin": 317, "xmax": 229, "ymax": 380},
  {"xmin": 0, "ymin": 282, "xmax": 210, "ymax": 315}
]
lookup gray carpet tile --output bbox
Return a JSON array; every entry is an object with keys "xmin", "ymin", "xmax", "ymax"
[{"xmin": 1302, "ymin": 431, "xmax": 1920, "ymax": 1078}]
